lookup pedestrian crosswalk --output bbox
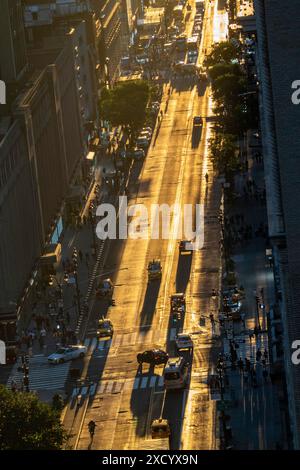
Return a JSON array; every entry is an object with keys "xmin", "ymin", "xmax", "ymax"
[
  {"xmin": 7, "ymin": 355, "xmax": 71, "ymax": 391},
  {"xmin": 223, "ymin": 333, "xmax": 269, "ymax": 364},
  {"xmin": 84, "ymin": 329, "xmax": 161, "ymax": 354},
  {"xmin": 72, "ymin": 374, "xmax": 165, "ymax": 399}
]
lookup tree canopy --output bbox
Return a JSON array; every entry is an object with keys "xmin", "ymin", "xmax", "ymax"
[
  {"xmin": 0, "ymin": 385, "xmax": 67, "ymax": 450},
  {"xmin": 100, "ymin": 80, "xmax": 150, "ymax": 137},
  {"xmin": 204, "ymin": 39, "xmax": 258, "ymax": 136},
  {"xmin": 204, "ymin": 41, "xmax": 240, "ymax": 68},
  {"xmin": 208, "ymin": 133, "xmax": 240, "ymax": 179}
]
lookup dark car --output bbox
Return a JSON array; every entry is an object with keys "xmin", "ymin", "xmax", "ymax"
[
  {"xmin": 193, "ymin": 116, "xmax": 203, "ymax": 127},
  {"xmin": 137, "ymin": 349, "xmax": 169, "ymax": 366}
]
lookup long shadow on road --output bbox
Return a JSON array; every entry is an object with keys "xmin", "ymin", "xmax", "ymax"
[
  {"xmin": 139, "ymin": 279, "xmax": 161, "ymax": 329},
  {"xmin": 176, "ymin": 252, "xmax": 193, "ymax": 293}
]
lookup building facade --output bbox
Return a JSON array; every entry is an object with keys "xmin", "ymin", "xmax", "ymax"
[
  {"xmin": 0, "ymin": 0, "xmax": 28, "ymax": 84},
  {"xmin": 254, "ymin": 0, "xmax": 300, "ymax": 448}
]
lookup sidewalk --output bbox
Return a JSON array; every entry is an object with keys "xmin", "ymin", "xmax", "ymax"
[
  {"xmin": 218, "ymin": 131, "xmax": 285, "ymax": 448},
  {"xmin": 1, "ymin": 127, "xmax": 125, "ymax": 400}
]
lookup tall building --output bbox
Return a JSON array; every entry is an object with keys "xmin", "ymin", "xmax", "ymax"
[
  {"xmin": 254, "ymin": 0, "xmax": 300, "ymax": 448},
  {"xmin": 0, "ymin": 0, "xmax": 87, "ymax": 343},
  {"xmin": 24, "ymin": 0, "xmax": 125, "ymax": 85},
  {"xmin": 0, "ymin": 0, "xmax": 28, "ymax": 84}
]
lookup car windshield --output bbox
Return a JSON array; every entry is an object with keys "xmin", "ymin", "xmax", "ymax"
[
  {"xmin": 164, "ymin": 372, "xmax": 180, "ymax": 380},
  {"xmin": 56, "ymin": 349, "xmax": 67, "ymax": 354}
]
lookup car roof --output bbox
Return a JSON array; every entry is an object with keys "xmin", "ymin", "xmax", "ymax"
[
  {"xmin": 165, "ymin": 357, "xmax": 184, "ymax": 370},
  {"xmin": 177, "ymin": 333, "xmax": 191, "ymax": 338}
]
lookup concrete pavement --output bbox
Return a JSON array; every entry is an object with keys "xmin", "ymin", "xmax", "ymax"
[{"xmin": 219, "ymin": 132, "xmax": 285, "ymax": 448}]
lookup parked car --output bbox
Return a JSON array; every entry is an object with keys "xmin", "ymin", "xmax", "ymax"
[
  {"xmin": 132, "ymin": 147, "xmax": 145, "ymax": 159},
  {"xmin": 48, "ymin": 345, "xmax": 87, "ymax": 364},
  {"xmin": 96, "ymin": 278, "xmax": 114, "ymax": 298},
  {"xmin": 97, "ymin": 318, "xmax": 114, "ymax": 338},
  {"xmin": 136, "ymin": 137, "xmax": 150, "ymax": 149},
  {"xmin": 137, "ymin": 349, "xmax": 169, "ymax": 366},
  {"xmin": 139, "ymin": 130, "xmax": 152, "ymax": 140},
  {"xmin": 142, "ymin": 126, "xmax": 153, "ymax": 135}
]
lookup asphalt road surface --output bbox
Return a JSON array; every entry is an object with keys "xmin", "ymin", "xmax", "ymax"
[{"xmin": 63, "ymin": 0, "xmax": 228, "ymax": 450}]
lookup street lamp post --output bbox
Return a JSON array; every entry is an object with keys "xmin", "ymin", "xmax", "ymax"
[
  {"xmin": 216, "ymin": 357, "xmax": 232, "ymax": 449},
  {"xmin": 254, "ymin": 291, "xmax": 262, "ymax": 331},
  {"xmin": 89, "ymin": 201, "xmax": 97, "ymax": 255},
  {"xmin": 72, "ymin": 248, "xmax": 82, "ymax": 317}
]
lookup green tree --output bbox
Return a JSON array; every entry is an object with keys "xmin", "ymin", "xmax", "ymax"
[
  {"xmin": 212, "ymin": 73, "xmax": 247, "ymax": 107},
  {"xmin": 0, "ymin": 385, "xmax": 67, "ymax": 449},
  {"xmin": 100, "ymin": 80, "xmax": 150, "ymax": 139},
  {"xmin": 204, "ymin": 41, "xmax": 240, "ymax": 68},
  {"xmin": 208, "ymin": 62, "xmax": 242, "ymax": 81},
  {"xmin": 209, "ymin": 133, "xmax": 240, "ymax": 178}
]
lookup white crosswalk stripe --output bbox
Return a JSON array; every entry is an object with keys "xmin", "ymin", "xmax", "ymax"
[
  {"xmin": 87, "ymin": 329, "xmax": 161, "ymax": 353},
  {"xmin": 89, "ymin": 338, "xmax": 98, "ymax": 353},
  {"xmin": 7, "ymin": 355, "xmax": 71, "ymax": 391},
  {"xmin": 112, "ymin": 335, "xmax": 122, "ymax": 348},
  {"xmin": 140, "ymin": 377, "xmax": 148, "ymax": 389},
  {"xmin": 113, "ymin": 381, "xmax": 123, "ymax": 393},
  {"xmin": 223, "ymin": 334, "xmax": 269, "ymax": 363},
  {"xmin": 158, "ymin": 376, "xmax": 164, "ymax": 387},
  {"xmin": 149, "ymin": 376, "xmax": 157, "ymax": 387},
  {"xmin": 71, "ymin": 374, "xmax": 165, "ymax": 398},
  {"xmin": 89, "ymin": 383, "xmax": 97, "ymax": 396},
  {"xmin": 106, "ymin": 381, "xmax": 114, "ymax": 393},
  {"xmin": 133, "ymin": 377, "xmax": 140, "ymax": 389}
]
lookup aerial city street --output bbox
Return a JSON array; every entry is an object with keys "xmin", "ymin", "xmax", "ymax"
[{"xmin": 1, "ymin": 0, "xmax": 300, "ymax": 455}]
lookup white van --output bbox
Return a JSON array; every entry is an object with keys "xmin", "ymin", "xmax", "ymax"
[{"xmin": 163, "ymin": 357, "xmax": 189, "ymax": 390}]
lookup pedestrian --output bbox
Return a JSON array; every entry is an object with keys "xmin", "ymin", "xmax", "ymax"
[
  {"xmin": 256, "ymin": 348, "xmax": 262, "ymax": 362},
  {"xmin": 78, "ymin": 249, "xmax": 83, "ymax": 263},
  {"xmin": 205, "ymin": 173, "xmax": 209, "ymax": 183},
  {"xmin": 252, "ymin": 375, "xmax": 258, "ymax": 388},
  {"xmin": 39, "ymin": 335, "xmax": 44, "ymax": 350},
  {"xmin": 11, "ymin": 379, "xmax": 17, "ymax": 392},
  {"xmin": 238, "ymin": 357, "xmax": 244, "ymax": 373},
  {"xmin": 249, "ymin": 331, "xmax": 254, "ymax": 343}
]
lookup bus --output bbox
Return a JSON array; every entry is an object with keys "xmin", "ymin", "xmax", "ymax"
[
  {"xmin": 187, "ymin": 35, "xmax": 199, "ymax": 51},
  {"xmin": 173, "ymin": 4, "xmax": 184, "ymax": 22},
  {"xmin": 195, "ymin": 0, "xmax": 205, "ymax": 14}
]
